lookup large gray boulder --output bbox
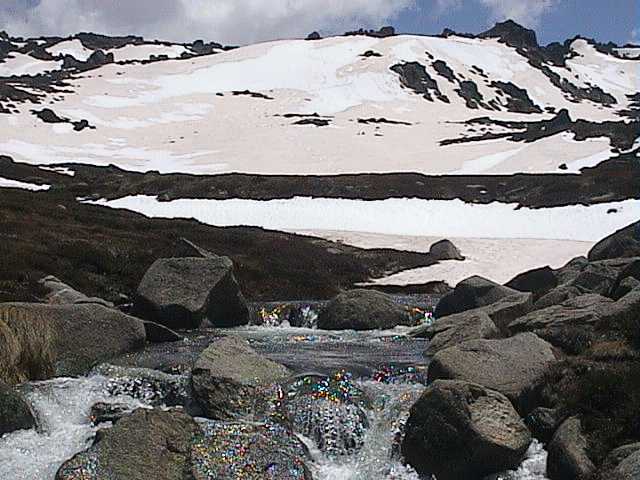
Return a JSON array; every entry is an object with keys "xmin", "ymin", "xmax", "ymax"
[
  {"xmin": 506, "ymin": 266, "xmax": 558, "ymax": 297},
  {"xmin": 39, "ymin": 275, "xmax": 114, "ymax": 308},
  {"xmin": 599, "ymin": 443, "xmax": 640, "ymax": 480},
  {"xmin": 613, "ymin": 450, "xmax": 640, "ymax": 480},
  {"xmin": 317, "ymin": 289, "xmax": 412, "ymax": 330},
  {"xmin": 434, "ymin": 276, "xmax": 521, "ymax": 318},
  {"xmin": 56, "ymin": 408, "xmax": 200, "ymax": 480},
  {"xmin": 428, "ymin": 239, "xmax": 464, "ymax": 261},
  {"xmin": 0, "ymin": 381, "xmax": 36, "ymax": 435},
  {"xmin": 0, "ymin": 303, "xmax": 146, "ymax": 382},
  {"xmin": 534, "ymin": 285, "xmax": 586, "ymax": 310},
  {"xmin": 546, "ymin": 417, "xmax": 596, "ymax": 480},
  {"xmin": 588, "ymin": 221, "xmax": 640, "ymax": 261},
  {"xmin": 428, "ymin": 333, "xmax": 556, "ymax": 414},
  {"xmin": 402, "ymin": 379, "xmax": 532, "ymax": 480},
  {"xmin": 564, "ymin": 262, "xmax": 618, "ymax": 297},
  {"xmin": 134, "ymin": 257, "xmax": 250, "ymax": 330},
  {"xmin": 191, "ymin": 336, "xmax": 291, "ymax": 420},
  {"xmin": 508, "ymin": 294, "xmax": 613, "ymax": 353},
  {"xmin": 413, "ymin": 310, "xmax": 500, "ymax": 356}
]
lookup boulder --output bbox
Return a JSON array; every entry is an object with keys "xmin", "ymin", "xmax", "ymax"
[
  {"xmin": 599, "ymin": 443, "xmax": 640, "ymax": 479},
  {"xmin": 547, "ymin": 417, "xmax": 596, "ymax": 480},
  {"xmin": 317, "ymin": 289, "xmax": 412, "ymax": 330},
  {"xmin": 588, "ymin": 221, "xmax": 640, "ymax": 261},
  {"xmin": 0, "ymin": 381, "xmax": 36, "ymax": 435},
  {"xmin": 526, "ymin": 407, "xmax": 564, "ymax": 444},
  {"xmin": 434, "ymin": 276, "xmax": 521, "ymax": 318},
  {"xmin": 402, "ymin": 379, "xmax": 532, "ymax": 480},
  {"xmin": 143, "ymin": 320, "xmax": 184, "ymax": 343},
  {"xmin": 56, "ymin": 409, "xmax": 200, "ymax": 480},
  {"xmin": 134, "ymin": 257, "xmax": 250, "ymax": 330},
  {"xmin": 610, "ymin": 258, "xmax": 640, "ymax": 297},
  {"xmin": 90, "ymin": 402, "xmax": 132, "ymax": 425},
  {"xmin": 191, "ymin": 336, "xmax": 291, "ymax": 420},
  {"xmin": 416, "ymin": 311, "xmax": 500, "ymax": 356},
  {"xmin": 506, "ymin": 266, "xmax": 558, "ymax": 297},
  {"xmin": 534, "ymin": 285, "xmax": 586, "ymax": 310},
  {"xmin": 565, "ymin": 262, "xmax": 618, "ymax": 296},
  {"xmin": 612, "ymin": 449, "xmax": 640, "ymax": 480},
  {"xmin": 612, "ymin": 277, "xmax": 640, "ymax": 301},
  {"xmin": 428, "ymin": 239, "xmax": 464, "ymax": 261},
  {"xmin": 508, "ymin": 294, "xmax": 613, "ymax": 353},
  {"xmin": 192, "ymin": 421, "xmax": 312, "ymax": 480},
  {"xmin": 428, "ymin": 333, "xmax": 556, "ymax": 414},
  {"xmin": 0, "ymin": 303, "xmax": 145, "ymax": 382},
  {"xmin": 306, "ymin": 31, "xmax": 321, "ymax": 40},
  {"xmin": 555, "ymin": 257, "xmax": 590, "ymax": 285}
]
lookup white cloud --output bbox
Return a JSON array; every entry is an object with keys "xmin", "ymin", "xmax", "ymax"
[
  {"xmin": 478, "ymin": 0, "xmax": 556, "ymax": 27},
  {"xmin": 0, "ymin": 0, "xmax": 414, "ymax": 44}
]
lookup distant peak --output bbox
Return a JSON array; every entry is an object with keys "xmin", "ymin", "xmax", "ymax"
[{"xmin": 479, "ymin": 19, "xmax": 539, "ymax": 50}]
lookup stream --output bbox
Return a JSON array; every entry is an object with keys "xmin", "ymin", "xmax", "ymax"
[{"xmin": 0, "ymin": 299, "xmax": 550, "ymax": 479}]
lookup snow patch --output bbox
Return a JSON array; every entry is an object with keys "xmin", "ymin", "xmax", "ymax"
[{"xmin": 0, "ymin": 176, "xmax": 50, "ymax": 191}]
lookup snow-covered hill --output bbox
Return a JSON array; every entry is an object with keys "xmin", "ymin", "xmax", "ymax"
[{"xmin": 0, "ymin": 22, "xmax": 637, "ymax": 175}]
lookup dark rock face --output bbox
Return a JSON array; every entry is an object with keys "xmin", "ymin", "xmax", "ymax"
[
  {"xmin": 0, "ymin": 381, "xmax": 36, "ymax": 435},
  {"xmin": 479, "ymin": 19, "xmax": 539, "ymax": 51},
  {"xmin": 306, "ymin": 31, "xmax": 321, "ymax": 41},
  {"xmin": 612, "ymin": 276, "xmax": 640, "ymax": 301},
  {"xmin": 547, "ymin": 417, "xmax": 596, "ymax": 480},
  {"xmin": 589, "ymin": 221, "xmax": 640, "ymax": 261},
  {"xmin": 506, "ymin": 266, "xmax": 558, "ymax": 297},
  {"xmin": 0, "ymin": 303, "xmax": 145, "ymax": 381},
  {"xmin": 134, "ymin": 257, "xmax": 250, "ymax": 330},
  {"xmin": 435, "ymin": 276, "xmax": 521, "ymax": 318},
  {"xmin": 428, "ymin": 333, "xmax": 556, "ymax": 414},
  {"xmin": 415, "ymin": 310, "xmax": 500, "ymax": 356},
  {"xmin": 525, "ymin": 407, "xmax": 564, "ymax": 445},
  {"xmin": 143, "ymin": 320, "xmax": 183, "ymax": 343},
  {"xmin": 192, "ymin": 421, "xmax": 312, "ymax": 480},
  {"xmin": 402, "ymin": 379, "xmax": 532, "ymax": 480},
  {"xmin": 490, "ymin": 80, "xmax": 543, "ymax": 113},
  {"xmin": 317, "ymin": 289, "xmax": 412, "ymax": 330},
  {"xmin": 390, "ymin": 62, "xmax": 449, "ymax": 102},
  {"xmin": 191, "ymin": 337, "xmax": 291, "ymax": 420},
  {"xmin": 90, "ymin": 402, "xmax": 132, "ymax": 425},
  {"xmin": 428, "ymin": 239, "xmax": 464, "ymax": 261},
  {"xmin": 56, "ymin": 408, "xmax": 200, "ymax": 480}
]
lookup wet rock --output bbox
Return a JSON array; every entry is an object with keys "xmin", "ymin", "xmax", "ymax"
[
  {"xmin": 402, "ymin": 379, "xmax": 532, "ymax": 480},
  {"xmin": 526, "ymin": 407, "xmax": 564, "ymax": 444},
  {"xmin": 191, "ymin": 337, "xmax": 291, "ymax": 420},
  {"xmin": 0, "ymin": 380, "xmax": 36, "ymax": 435},
  {"xmin": 428, "ymin": 239, "xmax": 465, "ymax": 261},
  {"xmin": 143, "ymin": 320, "xmax": 184, "ymax": 343},
  {"xmin": 317, "ymin": 289, "xmax": 412, "ymax": 330},
  {"xmin": 547, "ymin": 417, "xmax": 596, "ymax": 480},
  {"xmin": 94, "ymin": 364, "xmax": 192, "ymax": 410},
  {"xmin": 56, "ymin": 408, "xmax": 199, "ymax": 480},
  {"xmin": 506, "ymin": 266, "xmax": 558, "ymax": 297},
  {"xmin": 428, "ymin": 333, "xmax": 556, "ymax": 414},
  {"xmin": 434, "ymin": 276, "xmax": 521, "ymax": 318},
  {"xmin": 192, "ymin": 421, "xmax": 312, "ymax": 480},
  {"xmin": 589, "ymin": 221, "xmax": 640, "ymax": 261},
  {"xmin": 0, "ymin": 303, "xmax": 145, "ymax": 381},
  {"xmin": 134, "ymin": 257, "xmax": 250, "ymax": 330},
  {"xmin": 509, "ymin": 294, "xmax": 613, "ymax": 353},
  {"xmin": 269, "ymin": 372, "xmax": 369, "ymax": 457},
  {"xmin": 415, "ymin": 311, "xmax": 500, "ymax": 356},
  {"xmin": 89, "ymin": 402, "xmax": 131, "ymax": 425}
]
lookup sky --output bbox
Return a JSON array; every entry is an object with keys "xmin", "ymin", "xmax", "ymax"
[{"xmin": 0, "ymin": 0, "xmax": 638, "ymax": 46}]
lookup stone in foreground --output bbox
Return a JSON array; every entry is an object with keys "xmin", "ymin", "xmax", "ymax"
[
  {"xmin": 0, "ymin": 381, "xmax": 36, "ymax": 435},
  {"xmin": 402, "ymin": 379, "xmax": 532, "ymax": 480},
  {"xmin": 317, "ymin": 289, "xmax": 412, "ymax": 330},
  {"xmin": 428, "ymin": 333, "xmax": 556, "ymax": 414},
  {"xmin": 546, "ymin": 417, "xmax": 596, "ymax": 480},
  {"xmin": 191, "ymin": 336, "xmax": 291, "ymax": 420},
  {"xmin": 135, "ymin": 257, "xmax": 250, "ymax": 330}
]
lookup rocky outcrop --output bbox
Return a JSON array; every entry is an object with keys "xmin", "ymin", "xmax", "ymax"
[
  {"xmin": 317, "ymin": 289, "xmax": 412, "ymax": 330},
  {"xmin": 547, "ymin": 417, "xmax": 596, "ymax": 480},
  {"xmin": 428, "ymin": 239, "xmax": 464, "ymax": 261},
  {"xmin": 588, "ymin": 221, "xmax": 640, "ymax": 261},
  {"xmin": 0, "ymin": 381, "xmax": 36, "ymax": 435},
  {"xmin": 428, "ymin": 333, "xmax": 556, "ymax": 413},
  {"xmin": 191, "ymin": 336, "xmax": 291, "ymax": 420},
  {"xmin": 434, "ymin": 276, "xmax": 521, "ymax": 318},
  {"xmin": 414, "ymin": 310, "xmax": 500, "ymax": 356},
  {"xmin": 402, "ymin": 379, "xmax": 532, "ymax": 480},
  {"xmin": 508, "ymin": 294, "xmax": 613, "ymax": 353},
  {"xmin": 0, "ymin": 302, "xmax": 145, "ymax": 382},
  {"xmin": 134, "ymin": 257, "xmax": 250, "ymax": 330},
  {"xmin": 506, "ymin": 266, "xmax": 558, "ymax": 297}
]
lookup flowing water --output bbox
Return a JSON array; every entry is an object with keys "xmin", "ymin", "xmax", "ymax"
[{"xmin": 0, "ymin": 303, "xmax": 550, "ymax": 480}]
